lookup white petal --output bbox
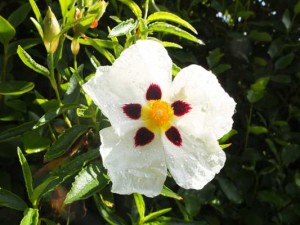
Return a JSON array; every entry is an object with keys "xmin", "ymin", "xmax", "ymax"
[
  {"xmin": 169, "ymin": 65, "xmax": 236, "ymax": 139},
  {"xmin": 162, "ymin": 130, "xmax": 226, "ymax": 190},
  {"xmin": 100, "ymin": 127, "xmax": 167, "ymax": 197},
  {"xmin": 83, "ymin": 40, "xmax": 172, "ymax": 135}
]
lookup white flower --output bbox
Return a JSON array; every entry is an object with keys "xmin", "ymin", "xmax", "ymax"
[{"xmin": 83, "ymin": 40, "xmax": 236, "ymax": 197}]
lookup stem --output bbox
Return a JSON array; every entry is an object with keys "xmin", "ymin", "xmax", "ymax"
[
  {"xmin": 49, "ymin": 53, "xmax": 72, "ymax": 128},
  {"xmin": 74, "ymin": 54, "xmax": 78, "ymax": 70}
]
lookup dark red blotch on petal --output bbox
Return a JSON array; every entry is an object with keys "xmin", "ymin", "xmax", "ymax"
[
  {"xmin": 172, "ymin": 100, "xmax": 192, "ymax": 116},
  {"xmin": 146, "ymin": 84, "xmax": 162, "ymax": 100},
  {"xmin": 122, "ymin": 103, "xmax": 142, "ymax": 119},
  {"xmin": 165, "ymin": 126, "xmax": 182, "ymax": 146},
  {"xmin": 135, "ymin": 127, "xmax": 155, "ymax": 147}
]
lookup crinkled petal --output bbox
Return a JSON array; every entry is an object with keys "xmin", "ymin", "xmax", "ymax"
[
  {"xmin": 100, "ymin": 127, "xmax": 167, "ymax": 197},
  {"xmin": 162, "ymin": 130, "xmax": 226, "ymax": 190},
  {"xmin": 83, "ymin": 40, "xmax": 172, "ymax": 135},
  {"xmin": 168, "ymin": 65, "xmax": 236, "ymax": 139}
]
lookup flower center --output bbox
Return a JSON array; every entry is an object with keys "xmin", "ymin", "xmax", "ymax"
[{"xmin": 141, "ymin": 100, "xmax": 174, "ymax": 133}]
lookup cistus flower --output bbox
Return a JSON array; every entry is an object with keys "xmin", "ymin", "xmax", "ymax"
[{"xmin": 83, "ymin": 40, "xmax": 236, "ymax": 197}]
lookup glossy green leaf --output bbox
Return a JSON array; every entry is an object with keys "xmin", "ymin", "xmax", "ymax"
[
  {"xmin": 17, "ymin": 45, "xmax": 50, "ymax": 77},
  {"xmin": 249, "ymin": 30, "xmax": 272, "ymax": 42},
  {"xmin": 29, "ymin": 0, "xmax": 42, "ymax": 24},
  {"xmin": 45, "ymin": 124, "xmax": 90, "ymax": 161},
  {"xmin": 219, "ymin": 129, "xmax": 238, "ymax": 144},
  {"xmin": 64, "ymin": 161, "xmax": 109, "ymax": 204},
  {"xmin": 8, "ymin": 3, "xmax": 31, "ymax": 28},
  {"xmin": 33, "ymin": 104, "xmax": 81, "ymax": 129},
  {"xmin": 275, "ymin": 53, "xmax": 295, "ymax": 70},
  {"xmin": 0, "ymin": 121, "xmax": 35, "ymax": 143},
  {"xmin": 17, "ymin": 148, "xmax": 33, "ymax": 201},
  {"xmin": 22, "ymin": 131, "xmax": 51, "ymax": 154},
  {"xmin": 134, "ymin": 193, "xmax": 145, "ymax": 220},
  {"xmin": 248, "ymin": 126, "xmax": 268, "ymax": 135},
  {"xmin": 118, "ymin": 0, "xmax": 142, "ymax": 18},
  {"xmin": 251, "ymin": 77, "xmax": 270, "ymax": 91},
  {"xmin": 144, "ymin": 208, "xmax": 172, "ymax": 223},
  {"xmin": 59, "ymin": 0, "xmax": 74, "ymax": 18},
  {"xmin": 31, "ymin": 176, "xmax": 59, "ymax": 206},
  {"xmin": 60, "ymin": 15, "xmax": 94, "ymax": 35},
  {"xmin": 30, "ymin": 17, "xmax": 44, "ymax": 39},
  {"xmin": 0, "ymin": 81, "xmax": 34, "ymax": 96},
  {"xmin": 148, "ymin": 22, "xmax": 203, "ymax": 45},
  {"xmin": 161, "ymin": 186, "xmax": 183, "ymax": 200},
  {"xmin": 147, "ymin": 12, "xmax": 197, "ymax": 34},
  {"xmin": 160, "ymin": 41, "xmax": 182, "ymax": 49},
  {"xmin": 0, "ymin": 187, "xmax": 28, "ymax": 211},
  {"xmin": 0, "ymin": 16, "xmax": 16, "ymax": 45},
  {"xmin": 217, "ymin": 177, "xmax": 242, "ymax": 204},
  {"xmin": 108, "ymin": 19, "xmax": 138, "ymax": 37},
  {"xmin": 20, "ymin": 208, "xmax": 39, "ymax": 225},
  {"xmin": 87, "ymin": 39, "xmax": 115, "ymax": 63}
]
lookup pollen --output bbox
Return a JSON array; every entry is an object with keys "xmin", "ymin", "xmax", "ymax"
[{"xmin": 141, "ymin": 100, "xmax": 174, "ymax": 133}]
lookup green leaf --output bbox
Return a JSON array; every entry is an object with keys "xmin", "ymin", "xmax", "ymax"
[
  {"xmin": 17, "ymin": 45, "xmax": 50, "ymax": 77},
  {"xmin": 118, "ymin": 0, "xmax": 142, "ymax": 18},
  {"xmin": 59, "ymin": 0, "xmax": 74, "ymax": 18},
  {"xmin": 87, "ymin": 39, "xmax": 115, "ymax": 63},
  {"xmin": 31, "ymin": 176, "xmax": 59, "ymax": 206},
  {"xmin": 45, "ymin": 124, "xmax": 91, "ymax": 161},
  {"xmin": 20, "ymin": 208, "xmax": 39, "ymax": 225},
  {"xmin": 17, "ymin": 148, "xmax": 33, "ymax": 202},
  {"xmin": 275, "ymin": 53, "xmax": 295, "ymax": 70},
  {"xmin": 29, "ymin": 0, "xmax": 42, "ymax": 24},
  {"xmin": 282, "ymin": 9, "xmax": 291, "ymax": 30},
  {"xmin": 0, "ymin": 81, "xmax": 34, "ymax": 96},
  {"xmin": 219, "ymin": 129, "xmax": 238, "ymax": 144},
  {"xmin": 30, "ymin": 17, "xmax": 44, "ymax": 39},
  {"xmin": 249, "ymin": 30, "xmax": 272, "ymax": 42},
  {"xmin": 217, "ymin": 177, "xmax": 242, "ymax": 204},
  {"xmin": 294, "ymin": 0, "xmax": 300, "ymax": 14},
  {"xmin": 134, "ymin": 193, "xmax": 145, "ymax": 221},
  {"xmin": 144, "ymin": 208, "xmax": 172, "ymax": 223},
  {"xmin": 64, "ymin": 161, "xmax": 109, "ymax": 204},
  {"xmin": 248, "ymin": 126, "xmax": 269, "ymax": 135},
  {"xmin": 207, "ymin": 48, "xmax": 224, "ymax": 68},
  {"xmin": 8, "ymin": 3, "xmax": 31, "ymax": 28},
  {"xmin": 33, "ymin": 104, "xmax": 81, "ymax": 129},
  {"xmin": 160, "ymin": 186, "xmax": 183, "ymax": 200},
  {"xmin": 148, "ymin": 22, "xmax": 203, "ymax": 45},
  {"xmin": 0, "ymin": 16, "xmax": 16, "ymax": 45},
  {"xmin": 108, "ymin": 19, "xmax": 138, "ymax": 37},
  {"xmin": 8, "ymin": 38, "xmax": 41, "ymax": 58},
  {"xmin": 237, "ymin": 10, "xmax": 255, "ymax": 19},
  {"xmin": 22, "ymin": 131, "xmax": 51, "ymax": 154},
  {"xmin": 0, "ymin": 187, "xmax": 28, "ymax": 211},
  {"xmin": 0, "ymin": 121, "xmax": 36, "ymax": 143},
  {"xmin": 147, "ymin": 12, "xmax": 197, "ymax": 34},
  {"xmin": 281, "ymin": 144, "xmax": 300, "ymax": 166},
  {"xmin": 211, "ymin": 64, "xmax": 232, "ymax": 75},
  {"xmin": 251, "ymin": 77, "xmax": 270, "ymax": 91}
]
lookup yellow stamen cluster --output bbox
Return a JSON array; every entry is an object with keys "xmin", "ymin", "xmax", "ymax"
[{"xmin": 141, "ymin": 100, "xmax": 174, "ymax": 133}]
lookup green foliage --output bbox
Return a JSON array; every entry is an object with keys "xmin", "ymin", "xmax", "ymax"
[{"xmin": 1, "ymin": 0, "xmax": 300, "ymax": 224}]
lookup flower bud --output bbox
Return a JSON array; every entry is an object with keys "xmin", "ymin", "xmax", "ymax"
[
  {"xmin": 71, "ymin": 38, "xmax": 80, "ymax": 55},
  {"xmin": 43, "ymin": 7, "xmax": 61, "ymax": 53}
]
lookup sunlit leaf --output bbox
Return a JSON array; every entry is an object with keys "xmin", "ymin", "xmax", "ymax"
[
  {"xmin": 118, "ymin": 0, "xmax": 142, "ymax": 18},
  {"xmin": 0, "ymin": 16, "xmax": 16, "ymax": 45},
  {"xmin": 108, "ymin": 19, "xmax": 138, "ymax": 37},
  {"xmin": 144, "ymin": 208, "xmax": 172, "ymax": 223},
  {"xmin": 134, "ymin": 193, "xmax": 145, "ymax": 221},
  {"xmin": 147, "ymin": 12, "xmax": 197, "ymax": 34},
  {"xmin": 0, "ymin": 81, "xmax": 34, "ymax": 96},
  {"xmin": 161, "ymin": 186, "xmax": 183, "ymax": 200},
  {"xmin": 148, "ymin": 22, "xmax": 203, "ymax": 44},
  {"xmin": 29, "ymin": 0, "xmax": 42, "ymax": 24},
  {"xmin": 17, "ymin": 45, "xmax": 50, "ymax": 77},
  {"xmin": 0, "ymin": 187, "xmax": 28, "ymax": 211},
  {"xmin": 17, "ymin": 148, "xmax": 33, "ymax": 202},
  {"xmin": 20, "ymin": 208, "xmax": 39, "ymax": 225},
  {"xmin": 65, "ymin": 161, "xmax": 109, "ymax": 204}
]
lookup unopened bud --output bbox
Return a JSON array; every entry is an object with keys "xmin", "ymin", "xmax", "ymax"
[
  {"xmin": 71, "ymin": 38, "xmax": 80, "ymax": 55},
  {"xmin": 43, "ymin": 7, "xmax": 61, "ymax": 53}
]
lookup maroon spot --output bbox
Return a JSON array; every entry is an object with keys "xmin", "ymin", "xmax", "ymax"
[
  {"xmin": 165, "ymin": 126, "xmax": 182, "ymax": 146},
  {"xmin": 122, "ymin": 103, "xmax": 142, "ymax": 119},
  {"xmin": 146, "ymin": 84, "xmax": 162, "ymax": 100},
  {"xmin": 134, "ymin": 127, "xmax": 155, "ymax": 147},
  {"xmin": 172, "ymin": 100, "xmax": 192, "ymax": 116}
]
